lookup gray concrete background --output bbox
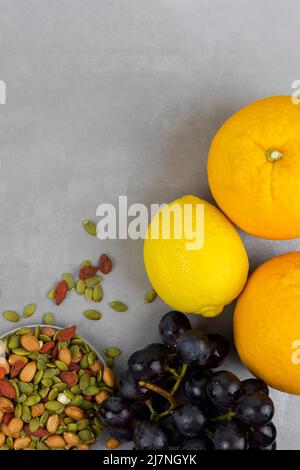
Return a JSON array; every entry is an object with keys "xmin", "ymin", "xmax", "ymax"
[{"xmin": 0, "ymin": 0, "xmax": 299, "ymax": 450}]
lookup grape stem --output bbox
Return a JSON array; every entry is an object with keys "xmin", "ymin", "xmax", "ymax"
[
  {"xmin": 212, "ymin": 410, "xmax": 235, "ymax": 422},
  {"xmin": 139, "ymin": 381, "xmax": 176, "ymax": 409},
  {"xmin": 170, "ymin": 363, "xmax": 188, "ymax": 395}
]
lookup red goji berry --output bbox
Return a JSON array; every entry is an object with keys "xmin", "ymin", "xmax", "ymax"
[
  {"xmin": 68, "ymin": 363, "xmax": 80, "ymax": 372},
  {"xmin": 51, "ymin": 343, "xmax": 59, "ymax": 359},
  {"xmin": 10, "ymin": 360, "xmax": 26, "ymax": 379},
  {"xmin": 59, "ymin": 370, "xmax": 78, "ymax": 388},
  {"xmin": 78, "ymin": 266, "xmax": 98, "ymax": 280},
  {"xmin": 0, "ymin": 379, "xmax": 16, "ymax": 399},
  {"xmin": 58, "ymin": 325, "xmax": 76, "ymax": 342},
  {"xmin": 84, "ymin": 396, "xmax": 93, "ymax": 401},
  {"xmin": 39, "ymin": 341, "xmax": 56, "ymax": 353},
  {"xmin": 98, "ymin": 254, "xmax": 112, "ymax": 274},
  {"xmin": 0, "ymin": 367, "xmax": 6, "ymax": 380},
  {"xmin": 54, "ymin": 280, "xmax": 68, "ymax": 305},
  {"xmin": 3, "ymin": 412, "xmax": 14, "ymax": 425}
]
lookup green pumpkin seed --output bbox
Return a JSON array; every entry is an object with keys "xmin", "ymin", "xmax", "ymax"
[
  {"xmin": 70, "ymin": 345, "xmax": 80, "ymax": 358},
  {"xmin": 8, "ymin": 335, "xmax": 20, "ymax": 350},
  {"xmin": 48, "ymin": 288, "xmax": 55, "ymax": 300},
  {"xmin": 40, "ymin": 411, "xmax": 49, "ymax": 427},
  {"xmin": 85, "ymin": 276, "xmax": 101, "ymax": 288},
  {"xmin": 12, "ymin": 348, "xmax": 31, "ymax": 356},
  {"xmin": 108, "ymin": 301, "xmax": 128, "ymax": 312},
  {"xmin": 93, "ymin": 284, "xmax": 103, "ymax": 302},
  {"xmin": 28, "ymin": 352, "xmax": 39, "ymax": 360},
  {"xmin": 55, "ymin": 360, "xmax": 68, "ymax": 371},
  {"xmin": 80, "ymin": 260, "xmax": 92, "ymax": 268},
  {"xmin": 34, "ymin": 370, "xmax": 44, "ymax": 385},
  {"xmin": 43, "ymin": 368, "xmax": 59, "ymax": 379},
  {"xmin": 64, "ymin": 389, "xmax": 74, "ymax": 401},
  {"xmin": 14, "ymin": 403, "xmax": 22, "ymax": 419},
  {"xmin": 17, "ymin": 327, "xmax": 33, "ymax": 335},
  {"xmin": 96, "ymin": 370, "xmax": 103, "ymax": 383},
  {"xmin": 62, "ymin": 273, "xmax": 75, "ymax": 291},
  {"xmin": 53, "ymin": 382, "xmax": 67, "ymax": 391},
  {"xmin": 39, "ymin": 388, "xmax": 49, "ymax": 399},
  {"xmin": 81, "ymin": 400, "xmax": 93, "ymax": 411},
  {"xmin": 84, "ymin": 287, "xmax": 93, "ymax": 302},
  {"xmin": 144, "ymin": 288, "xmax": 157, "ymax": 304},
  {"xmin": 83, "ymin": 310, "xmax": 102, "ymax": 321},
  {"xmin": 36, "ymin": 441, "xmax": 49, "ymax": 451},
  {"xmin": 21, "ymin": 405, "xmax": 31, "ymax": 423},
  {"xmin": 70, "ymin": 338, "xmax": 83, "ymax": 345},
  {"xmin": 16, "ymin": 393, "xmax": 27, "ymax": 404},
  {"xmin": 80, "ymin": 354, "xmax": 89, "ymax": 369},
  {"xmin": 103, "ymin": 347, "xmax": 121, "ymax": 358},
  {"xmin": 48, "ymin": 388, "xmax": 59, "ymax": 401},
  {"xmin": 41, "ymin": 378, "xmax": 53, "ymax": 388},
  {"xmin": 79, "ymin": 374, "xmax": 90, "ymax": 391},
  {"xmin": 39, "ymin": 334, "xmax": 52, "ymax": 342},
  {"xmin": 23, "ymin": 394, "xmax": 41, "ymax": 407},
  {"xmin": 70, "ymin": 385, "xmax": 81, "ymax": 395},
  {"xmin": 3, "ymin": 310, "xmax": 20, "ymax": 322},
  {"xmin": 84, "ymin": 386, "xmax": 100, "ymax": 396},
  {"xmin": 30, "ymin": 418, "xmax": 40, "ymax": 433},
  {"xmin": 104, "ymin": 355, "xmax": 114, "ymax": 368},
  {"xmin": 82, "ymin": 220, "xmax": 97, "ymax": 236},
  {"xmin": 88, "ymin": 352, "xmax": 96, "ymax": 365},
  {"xmin": 76, "ymin": 419, "xmax": 89, "ymax": 431},
  {"xmin": 45, "ymin": 401, "xmax": 63, "ymax": 412},
  {"xmin": 34, "ymin": 326, "xmax": 41, "ymax": 338},
  {"xmin": 76, "ymin": 279, "xmax": 86, "ymax": 296},
  {"xmin": 23, "ymin": 303, "xmax": 36, "ymax": 318},
  {"xmin": 18, "ymin": 382, "xmax": 34, "ymax": 395},
  {"xmin": 6, "ymin": 437, "xmax": 13, "ymax": 450},
  {"xmin": 43, "ymin": 313, "xmax": 56, "ymax": 325},
  {"xmin": 71, "ymin": 395, "xmax": 84, "ymax": 407},
  {"xmin": 67, "ymin": 423, "xmax": 78, "ymax": 432},
  {"xmin": 78, "ymin": 429, "xmax": 94, "ymax": 442}
]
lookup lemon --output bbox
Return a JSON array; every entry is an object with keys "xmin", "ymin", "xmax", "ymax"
[{"xmin": 144, "ymin": 195, "xmax": 249, "ymax": 317}]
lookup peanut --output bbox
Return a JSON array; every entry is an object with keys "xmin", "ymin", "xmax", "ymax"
[
  {"xmin": 0, "ymin": 410, "xmax": 4, "ymax": 424},
  {"xmin": 58, "ymin": 347, "xmax": 71, "ymax": 366},
  {"xmin": 78, "ymin": 444, "xmax": 90, "ymax": 450},
  {"xmin": 14, "ymin": 436, "xmax": 31, "ymax": 450},
  {"xmin": 1, "ymin": 423, "xmax": 10, "ymax": 436},
  {"xmin": 106, "ymin": 437, "xmax": 120, "ymax": 449},
  {"xmin": 31, "ymin": 403, "xmax": 45, "ymax": 418},
  {"xmin": 63, "ymin": 432, "xmax": 81, "ymax": 447},
  {"xmin": 41, "ymin": 327, "xmax": 56, "ymax": 337},
  {"xmin": 19, "ymin": 361, "xmax": 37, "ymax": 383},
  {"xmin": 44, "ymin": 435, "xmax": 66, "ymax": 449},
  {"xmin": 8, "ymin": 354, "xmax": 28, "ymax": 367},
  {"xmin": 89, "ymin": 360, "xmax": 102, "ymax": 374},
  {"xmin": 72, "ymin": 352, "xmax": 83, "ymax": 364},
  {"xmin": 46, "ymin": 414, "xmax": 59, "ymax": 434},
  {"xmin": 0, "ymin": 397, "xmax": 14, "ymax": 413},
  {"xmin": 0, "ymin": 432, "xmax": 5, "ymax": 446},
  {"xmin": 64, "ymin": 406, "xmax": 85, "ymax": 421},
  {"xmin": 20, "ymin": 334, "xmax": 40, "ymax": 353},
  {"xmin": 95, "ymin": 390, "xmax": 109, "ymax": 405},
  {"xmin": 8, "ymin": 417, "xmax": 23, "ymax": 437},
  {"xmin": 103, "ymin": 368, "xmax": 116, "ymax": 388}
]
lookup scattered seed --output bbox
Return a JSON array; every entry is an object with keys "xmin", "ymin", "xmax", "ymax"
[
  {"xmin": 92, "ymin": 284, "xmax": 103, "ymax": 303},
  {"xmin": 23, "ymin": 303, "xmax": 36, "ymax": 318},
  {"xmin": 108, "ymin": 301, "xmax": 128, "ymax": 312},
  {"xmin": 83, "ymin": 310, "xmax": 102, "ymax": 321},
  {"xmin": 103, "ymin": 347, "xmax": 121, "ymax": 359},
  {"xmin": 76, "ymin": 280, "xmax": 86, "ymax": 296},
  {"xmin": 84, "ymin": 288, "xmax": 93, "ymax": 302},
  {"xmin": 48, "ymin": 289, "xmax": 55, "ymax": 300},
  {"xmin": 43, "ymin": 313, "xmax": 56, "ymax": 326},
  {"xmin": 82, "ymin": 220, "xmax": 97, "ymax": 236},
  {"xmin": 80, "ymin": 260, "xmax": 92, "ymax": 268},
  {"xmin": 144, "ymin": 288, "xmax": 157, "ymax": 304},
  {"xmin": 85, "ymin": 276, "xmax": 101, "ymax": 288},
  {"xmin": 3, "ymin": 311, "xmax": 20, "ymax": 323},
  {"xmin": 62, "ymin": 273, "xmax": 75, "ymax": 291}
]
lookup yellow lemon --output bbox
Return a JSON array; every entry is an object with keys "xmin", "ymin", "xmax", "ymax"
[
  {"xmin": 144, "ymin": 195, "xmax": 249, "ymax": 316},
  {"xmin": 234, "ymin": 251, "xmax": 300, "ymax": 395}
]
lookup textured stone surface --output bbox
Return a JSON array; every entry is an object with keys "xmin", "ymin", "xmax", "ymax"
[{"xmin": 0, "ymin": 0, "xmax": 299, "ymax": 449}]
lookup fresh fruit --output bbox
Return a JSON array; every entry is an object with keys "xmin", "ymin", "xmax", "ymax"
[
  {"xmin": 159, "ymin": 311, "xmax": 191, "ymax": 349},
  {"xmin": 208, "ymin": 95, "xmax": 300, "ymax": 240},
  {"xmin": 128, "ymin": 348, "xmax": 168, "ymax": 382},
  {"xmin": 114, "ymin": 311, "xmax": 276, "ymax": 450},
  {"xmin": 234, "ymin": 251, "xmax": 300, "ymax": 394},
  {"xmin": 206, "ymin": 371, "xmax": 241, "ymax": 411},
  {"xmin": 184, "ymin": 369, "xmax": 212, "ymax": 402},
  {"xmin": 247, "ymin": 422, "xmax": 277, "ymax": 449},
  {"xmin": 176, "ymin": 330, "xmax": 211, "ymax": 366},
  {"xmin": 172, "ymin": 403, "xmax": 206, "ymax": 437},
  {"xmin": 133, "ymin": 421, "xmax": 168, "ymax": 450},
  {"xmin": 144, "ymin": 195, "xmax": 249, "ymax": 317},
  {"xmin": 234, "ymin": 392, "xmax": 274, "ymax": 427},
  {"xmin": 212, "ymin": 421, "xmax": 248, "ymax": 450}
]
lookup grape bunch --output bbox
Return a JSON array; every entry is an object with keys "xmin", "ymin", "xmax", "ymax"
[{"xmin": 98, "ymin": 311, "xmax": 277, "ymax": 450}]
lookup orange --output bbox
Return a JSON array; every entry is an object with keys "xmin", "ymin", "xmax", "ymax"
[
  {"xmin": 208, "ymin": 95, "xmax": 300, "ymax": 240},
  {"xmin": 234, "ymin": 251, "xmax": 300, "ymax": 395}
]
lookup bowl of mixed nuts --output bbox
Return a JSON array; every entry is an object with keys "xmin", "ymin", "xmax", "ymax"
[{"xmin": 0, "ymin": 324, "xmax": 116, "ymax": 450}]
